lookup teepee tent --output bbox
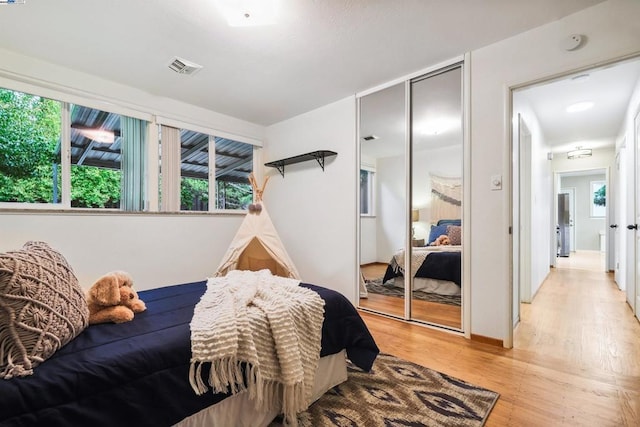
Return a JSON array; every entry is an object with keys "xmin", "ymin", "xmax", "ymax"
[{"xmin": 214, "ymin": 174, "xmax": 300, "ymax": 279}]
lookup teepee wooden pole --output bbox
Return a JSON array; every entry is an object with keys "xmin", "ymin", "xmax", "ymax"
[{"xmin": 249, "ymin": 173, "xmax": 270, "ymax": 202}]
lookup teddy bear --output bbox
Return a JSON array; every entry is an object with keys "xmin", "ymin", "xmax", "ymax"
[
  {"xmin": 86, "ymin": 271, "xmax": 146, "ymax": 325},
  {"xmin": 431, "ymin": 234, "xmax": 451, "ymax": 246}
]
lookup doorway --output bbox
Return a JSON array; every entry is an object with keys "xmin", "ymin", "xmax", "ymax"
[{"xmin": 511, "ymin": 56, "xmax": 640, "ymax": 340}]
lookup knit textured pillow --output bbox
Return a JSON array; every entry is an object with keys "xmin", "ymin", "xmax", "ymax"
[
  {"xmin": 446, "ymin": 225, "xmax": 462, "ymax": 245},
  {"xmin": 0, "ymin": 241, "xmax": 89, "ymax": 379}
]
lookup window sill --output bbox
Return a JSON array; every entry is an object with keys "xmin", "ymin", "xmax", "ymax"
[{"xmin": 0, "ymin": 207, "xmax": 247, "ymax": 217}]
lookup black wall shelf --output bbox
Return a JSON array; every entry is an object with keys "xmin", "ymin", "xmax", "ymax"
[{"xmin": 264, "ymin": 150, "xmax": 337, "ymax": 177}]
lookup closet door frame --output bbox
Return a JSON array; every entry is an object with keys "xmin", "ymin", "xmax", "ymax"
[{"xmin": 356, "ymin": 54, "xmax": 471, "ymax": 337}]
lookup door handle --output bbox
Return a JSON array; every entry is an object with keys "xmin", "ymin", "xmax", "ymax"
[
  {"xmin": 610, "ymin": 224, "xmax": 618, "ymax": 228},
  {"xmin": 627, "ymin": 224, "xmax": 638, "ymax": 230}
]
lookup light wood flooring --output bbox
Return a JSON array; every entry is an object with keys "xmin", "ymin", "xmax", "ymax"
[
  {"xmin": 359, "ymin": 263, "xmax": 462, "ymax": 328},
  {"xmin": 360, "ymin": 260, "xmax": 640, "ymax": 426},
  {"xmin": 556, "ymin": 249, "xmax": 606, "ymax": 272}
]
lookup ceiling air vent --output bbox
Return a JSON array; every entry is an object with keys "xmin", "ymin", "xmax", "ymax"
[{"xmin": 168, "ymin": 56, "xmax": 203, "ymax": 75}]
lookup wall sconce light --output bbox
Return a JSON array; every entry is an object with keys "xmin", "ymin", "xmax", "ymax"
[{"xmin": 567, "ymin": 147, "xmax": 592, "ymax": 159}]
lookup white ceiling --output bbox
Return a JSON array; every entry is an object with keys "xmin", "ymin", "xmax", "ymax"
[
  {"xmin": 0, "ymin": 0, "xmax": 606, "ymax": 126},
  {"xmin": 516, "ymin": 58, "xmax": 640, "ymax": 154}
]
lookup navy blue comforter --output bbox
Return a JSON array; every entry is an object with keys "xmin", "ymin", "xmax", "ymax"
[
  {"xmin": 0, "ymin": 280, "xmax": 378, "ymax": 427},
  {"xmin": 382, "ymin": 251, "xmax": 461, "ymax": 286}
]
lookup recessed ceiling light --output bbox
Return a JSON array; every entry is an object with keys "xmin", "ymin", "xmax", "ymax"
[
  {"xmin": 419, "ymin": 118, "xmax": 458, "ymax": 135},
  {"xmin": 566, "ymin": 101, "xmax": 594, "ymax": 113}
]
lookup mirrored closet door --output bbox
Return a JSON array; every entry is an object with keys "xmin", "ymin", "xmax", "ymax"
[
  {"xmin": 410, "ymin": 65, "xmax": 463, "ymax": 329},
  {"xmin": 358, "ymin": 63, "xmax": 464, "ymax": 332},
  {"xmin": 358, "ymin": 82, "xmax": 407, "ymax": 318}
]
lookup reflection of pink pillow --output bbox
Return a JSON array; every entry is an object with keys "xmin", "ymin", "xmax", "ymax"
[{"xmin": 447, "ymin": 225, "xmax": 462, "ymax": 245}]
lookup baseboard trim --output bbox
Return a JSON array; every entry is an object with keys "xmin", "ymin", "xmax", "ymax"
[{"xmin": 471, "ymin": 334, "xmax": 503, "ymax": 347}]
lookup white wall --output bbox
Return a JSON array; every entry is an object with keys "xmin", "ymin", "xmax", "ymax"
[
  {"xmin": 375, "ymin": 154, "xmax": 406, "ymax": 262},
  {"xmin": 373, "ymin": 145, "xmax": 462, "ymax": 263},
  {"xmin": 360, "ymin": 217, "xmax": 377, "ymax": 264},
  {"xmin": 264, "ymin": 97, "xmax": 357, "ymax": 302},
  {"xmin": 560, "ymin": 173, "xmax": 607, "ymax": 250},
  {"xmin": 0, "ymin": 212, "xmax": 242, "ymax": 291},
  {"xmin": 512, "ymin": 99, "xmax": 552, "ymax": 302},
  {"xmin": 412, "ymin": 144, "xmax": 463, "ymax": 239},
  {"xmin": 470, "ymin": 0, "xmax": 640, "ymax": 342},
  {"xmin": 616, "ymin": 68, "xmax": 640, "ymax": 308}
]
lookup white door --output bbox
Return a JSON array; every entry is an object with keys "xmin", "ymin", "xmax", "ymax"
[
  {"xmin": 634, "ymin": 112, "xmax": 640, "ymax": 319},
  {"xmin": 559, "ymin": 187, "xmax": 576, "ymax": 252},
  {"xmin": 614, "ymin": 149, "xmax": 624, "ymax": 288}
]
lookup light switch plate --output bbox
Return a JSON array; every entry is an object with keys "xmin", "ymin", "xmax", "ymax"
[{"xmin": 491, "ymin": 174, "xmax": 502, "ymax": 190}]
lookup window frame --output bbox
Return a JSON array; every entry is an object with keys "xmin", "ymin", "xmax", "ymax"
[
  {"xmin": 590, "ymin": 180, "xmax": 606, "ymax": 218},
  {"xmin": 360, "ymin": 167, "xmax": 376, "ymax": 217},
  {"xmin": 0, "ymin": 80, "xmax": 261, "ymax": 214}
]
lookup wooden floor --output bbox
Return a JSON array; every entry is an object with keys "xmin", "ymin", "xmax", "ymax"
[
  {"xmin": 359, "ymin": 263, "xmax": 461, "ymax": 328},
  {"xmin": 556, "ymin": 249, "xmax": 606, "ymax": 272},
  {"xmin": 360, "ymin": 258, "xmax": 640, "ymax": 426}
]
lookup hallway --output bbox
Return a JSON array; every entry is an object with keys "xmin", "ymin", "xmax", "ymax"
[{"xmin": 515, "ymin": 264, "xmax": 638, "ymax": 379}]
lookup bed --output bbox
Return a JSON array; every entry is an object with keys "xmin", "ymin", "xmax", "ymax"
[
  {"xmin": 382, "ymin": 245, "xmax": 461, "ymax": 294},
  {"xmin": 0, "ymin": 279, "xmax": 379, "ymax": 427},
  {"xmin": 380, "ymin": 219, "xmax": 462, "ymax": 297}
]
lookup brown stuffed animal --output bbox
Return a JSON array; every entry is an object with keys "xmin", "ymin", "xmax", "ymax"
[
  {"xmin": 431, "ymin": 235, "xmax": 451, "ymax": 246},
  {"xmin": 87, "ymin": 271, "xmax": 146, "ymax": 325}
]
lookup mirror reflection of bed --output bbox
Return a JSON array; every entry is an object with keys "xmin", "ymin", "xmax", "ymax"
[{"xmin": 359, "ymin": 219, "xmax": 462, "ymax": 330}]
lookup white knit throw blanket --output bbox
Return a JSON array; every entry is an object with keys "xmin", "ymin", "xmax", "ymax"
[{"xmin": 189, "ymin": 269, "xmax": 325, "ymax": 424}]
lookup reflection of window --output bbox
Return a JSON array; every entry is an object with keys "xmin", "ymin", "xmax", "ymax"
[
  {"xmin": 360, "ymin": 169, "xmax": 375, "ymax": 215},
  {"xmin": 591, "ymin": 180, "xmax": 606, "ymax": 217},
  {"xmin": 0, "ymin": 88, "xmax": 62, "ymax": 204}
]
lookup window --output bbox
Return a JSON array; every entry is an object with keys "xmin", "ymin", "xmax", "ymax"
[
  {"xmin": 0, "ymin": 87, "xmax": 149, "ymax": 210},
  {"xmin": 213, "ymin": 137, "xmax": 253, "ymax": 210},
  {"xmin": 179, "ymin": 129, "xmax": 210, "ymax": 211},
  {"xmin": 591, "ymin": 180, "xmax": 606, "ymax": 217},
  {"xmin": 0, "ymin": 88, "xmax": 62, "ymax": 204},
  {"xmin": 69, "ymin": 105, "xmax": 122, "ymax": 208},
  {"xmin": 360, "ymin": 169, "xmax": 375, "ymax": 215},
  {"xmin": 69, "ymin": 104, "xmax": 147, "ymax": 210},
  {"xmin": 1, "ymin": 83, "xmax": 256, "ymax": 213},
  {"xmin": 160, "ymin": 125, "xmax": 254, "ymax": 212}
]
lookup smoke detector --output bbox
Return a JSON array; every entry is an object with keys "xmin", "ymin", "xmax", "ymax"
[
  {"xmin": 562, "ymin": 34, "xmax": 586, "ymax": 51},
  {"xmin": 168, "ymin": 57, "xmax": 203, "ymax": 75}
]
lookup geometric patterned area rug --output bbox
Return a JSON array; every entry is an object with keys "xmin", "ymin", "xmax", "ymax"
[
  {"xmin": 366, "ymin": 278, "xmax": 461, "ymax": 306},
  {"xmin": 280, "ymin": 353, "xmax": 499, "ymax": 427}
]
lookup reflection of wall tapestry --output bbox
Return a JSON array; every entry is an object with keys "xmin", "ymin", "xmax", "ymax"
[{"xmin": 430, "ymin": 174, "xmax": 461, "ymax": 222}]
